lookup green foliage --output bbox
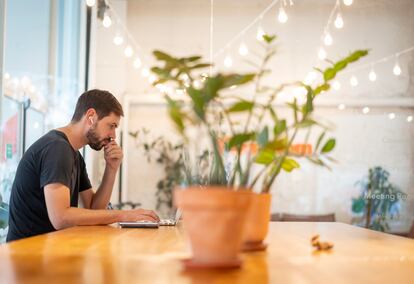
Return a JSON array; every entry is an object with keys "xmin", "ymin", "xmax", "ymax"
[
  {"xmin": 351, "ymin": 166, "xmax": 406, "ymax": 232},
  {"xmin": 150, "ymin": 35, "xmax": 369, "ymax": 191}
]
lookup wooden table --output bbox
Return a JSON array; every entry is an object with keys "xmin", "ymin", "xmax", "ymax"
[{"xmin": 0, "ymin": 222, "xmax": 413, "ymax": 283}]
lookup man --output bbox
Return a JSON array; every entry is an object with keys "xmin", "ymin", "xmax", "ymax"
[{"xmin": 7, "ymin": 89, "xmax": 159, "ymax": 242}]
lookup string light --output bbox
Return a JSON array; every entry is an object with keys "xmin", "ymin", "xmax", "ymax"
[
  {"xmin": 388, "ymin": 113, "xmax": 396, "ymax": 120},
  {"xmin": 141, "ymin": 68, "xmax": 150, "ymax": 78},
  {"xmin": 350, "ymin": 76, "xmax": 358, "ymax": 87},
  {"xmin": 224, "ymin": 55, "xmax": 233, "ymax": 68},
  {"xmin": 338, "ymin": 104, "xmax": 346, "ymax": 110},
  {"xmin": 343, "ymin": 0, "xmax": 353, "ymax": 6},
  {"xmin": 124, "ymin": 46, "xmax": 133, "ymax": 57},
  {"xmin": 278, "ymin": 7, "xmax": 288, "ymax": 23},
  {"xmin": 256, "ymin": 25, "xmax": 265, "ymax": 41},
  {"xmin": 393, "ymin": 61, "xmax": 402, "ymax": 76},
  {"xmin": 85, "ymin": 0, "xmax": 96, "ymax": 7},
  {"xmin": 102, "ymin": 13, "xmax": 112, "ymax": 28},
  {"xmin": 113, "ymin": 34, "xmax": 124, "ymax": 46},
  {"xmin": 239, "ymin": 42, "xmax": 249, "ymax": 56},
  {"xmin": 368, "ymin": 69, "xmax": 377, "ymax": 82},
  {"xmin": 318, "ymin": 47, "xmax": 327, "ymax": 60},
  {"xmin": 304, "ymin": 71, "xmax": 317, "ymax": 85},
  {"xmin": 148, "ymin": 74, "xmax": 157, "ymax": 84},
  {"xmin": 334, "ymin": 12, "xmax": 344, "ymax": 29},
  {"xmin": 362, "ymin": 107, "xmax": 370, "ymax": 114},
  {"xmin": 407, "ymin": 116, "xmax": 413, "ymax": 122},
  {"xmin": 324, "ymin": 33, "xmax": 333, "ymax": 46},
  {"xmin": 332, "ymin": 80, "xmax": 341, "ymax": 90},
  {"xmin": 133, "ymin": 57, "xmax": 142, "ymax": 69}
]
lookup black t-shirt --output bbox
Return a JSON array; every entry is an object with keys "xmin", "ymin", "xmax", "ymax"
[{"xmin": 6, "ymin": 130, "xmax": 92, "ymax": 242}]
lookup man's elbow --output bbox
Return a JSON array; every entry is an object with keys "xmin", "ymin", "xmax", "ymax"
[{"xmin": 49, "ymin": 210, "xmax": 73, "ymax": 230}]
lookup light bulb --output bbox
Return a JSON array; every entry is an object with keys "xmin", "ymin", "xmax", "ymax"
[
  {"xmin": 318, "ymin": 47, "xmax": 327, "ymax": 60},
  {"xmin": 4, "ymin": 72, "xmax": 10, "ymax": 80},
  {"xmin": 324, "ymin": 33, "xmax": 333, "ymax": 46},
  {"xmin": 113, "ymin": 35, "xmax": 124, "ymax": 46},
  {"xmin": 407, "ymin": 116, "xmax": 413, "ymax": 122},
  {"xmin": 334, "ymin": 13, "xmax": 344, "ymax": 29},
  {"xmin": 33, "ymin": 122, "xmax": 40, "ymax": 129},
  {"xmin": 85, "ymin": 0, "xmax": 96, "ymax": 7},
  {"xmin": 304, "ymin": 71, "xmax": 317, "ymax": 85},
  {"xmin": 124, "ymin": 46, "xmax": 133, "ymax": 57},
  {"xmin": 369, "ymin": 70, "xmax": 377, "ymax": 82},
  {"xmin": 141, "ymin": 68, "xmax": 150, "ymax": 78},
  {"xmin": 362, "ymin": 107, "xmax": 370, "ymax": 114},
  {"xmin": 239, "ymin": 43, "xmax": 248, "ymax": 56},
  {"xmin": 343, "ymin": 0, "xmax": 353, "ymax": 6},
  {"xmin": 388, "ymin": 113, "xmax": 396, "ymax": 120},
  {"xmin": 278, "ymin": 7, "xmax": 288, "ymax": 23},
  {"xmin": 393, "ymin": 62, "xmax": 402, "ymax": 76},
  {"xmin": 224, "ymin": 55, "xmax": 233, "ymax": 68},
  {"xmin": 102, "ymin": 14, "xmax": 112, "ymax": 28},
  {"xmin": 338, "ymin": 104, "xmax": 346, "ymax": 110},
  {"xmin": 133, "ymin": 57, "xmax": 142, "ymax": 69},
  {"xmin": 350, "ymin": 76, "xmax": 358, "ymax": 87},
  {"xmin": 148, "ymin": 74, "xmax": 157, "ymax": 84},
  {"xmin": 256, "ymin": 26, "xmax": 265, "ymax": 41},
  {"xmin": 332, "ymin": 80, "xmax": 341, "ymax": 90}
]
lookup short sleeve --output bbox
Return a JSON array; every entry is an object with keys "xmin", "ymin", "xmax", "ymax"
[
  {"xmin": 79, "ymin": 154, "xmax": 92, "ymax": 192},
  {"xmin": 40, "ymin": 141, "xmax": 75, "ymax": 188}
]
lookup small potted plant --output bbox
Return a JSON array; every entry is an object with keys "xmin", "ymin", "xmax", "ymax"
[{"xmin": 150, "ymin": 34, "xmax": 368, "ymax": 266}]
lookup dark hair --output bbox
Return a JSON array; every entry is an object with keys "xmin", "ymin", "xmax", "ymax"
[{"xmin": 71, "ymin": 89, "xmax": 124, "ymax": 122}]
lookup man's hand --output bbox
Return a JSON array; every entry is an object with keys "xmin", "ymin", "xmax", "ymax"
[
  {"xmin": 104, "ymin": 141, "xmax": 123, "ymax": 170},
  {"xmin": 122, "ymin": 209, "xmax": 160, "ymax": 223}
]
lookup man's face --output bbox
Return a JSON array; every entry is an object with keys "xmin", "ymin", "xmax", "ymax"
[{"xmin": 86, "ymin": 112, "xmax": 120, "ymax": 151}]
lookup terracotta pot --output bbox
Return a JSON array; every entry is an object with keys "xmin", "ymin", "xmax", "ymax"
[
  {"xmin": 174, "ymin": 187, "xmax": 252, "ymax": 268},
  {"xmin": 242, "ymin": 193, "xmax": 271, "ymax": 252}
]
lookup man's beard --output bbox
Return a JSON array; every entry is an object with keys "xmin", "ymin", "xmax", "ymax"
[{"xmin": 86, "ymin": 125, "xmax": 109, "ymax": 151}]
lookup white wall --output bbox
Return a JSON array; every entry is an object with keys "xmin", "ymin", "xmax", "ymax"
[{"xmin": 95, "ymin": 0, "xmax": 414, "ymax": 230}]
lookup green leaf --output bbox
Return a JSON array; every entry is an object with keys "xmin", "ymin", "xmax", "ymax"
[
  {"xmin": 228, "ymin": 133, "xmax": 255, "ymax": 149},
  {"xmin": 165, "ymin": 96, "xmax": 185, "ymax": 135},
  {"xmin": 263, "ymin": 34, "xmax": 277, "ymax": 44},
  {"xmin": 346, "ymin": 50, "xmax": 369, "ymax": 63},
  {"xmin": 264, "ymin": 137, "xmax": 288, "ymax": 151},
  {"xmin": 187, "ymin": 87, "xmax": 205, "ymax": 120},
  {"xmin": 315, "ymin": 132, "xmax": 326, "ymax": 152},
  {"xmin": 323, "ymin": 68, "xmax": 336, "ymax": 81},
  {"xmin": 257, "ymin": 126, "xmax": 269, "ymax": 147},
  {"xmin": 321, "ymin": 138, "xmax": 336, "ymax": 153},
  {"xmin": 333, "ymin": 60, "xmax": 348, "ymax": 72},
  {"xmin": 227, "ymin": 101, "xmax": 254, "ymax": 113},
  {"xmin": 306, "ymin": 157, "xmax": 325, "ymax": 166},
  {"xmin": 222, "ymin": 73, "xmax": 256, "ymax": 88},
  {"xmin": 352, "ymin": 198, "xmax": 365, "ymax": 213},
  {"xmin": 314, "ymin": 83, "xmax": 330, "ymax": 96},
  {"xmin": 255, "ymin": 149, "xmax": 275, "ymax": 165},
  {"xmin": 189, "ymin": 63, "xmax": 211, "ymax": 70},
  {"xmin": 273, "ymin": 120, "xmax": 286, "ymax": 137},
  {"xmin": 281, "ymin": 157, "xmax": 300, "ymax": 172},
  {"xmin": 304, "ymin": 86, "xmax": 314, "ymax": 114},
  {"xmin": 183, "ymin": 56, "xmax": 202, "ymax": 63},
  {"xmin": 203, "ymin": 76, "xmax": 224, "ymax": 100},
  {"xmin": 295, "ymin": 119, "xmax": 317, "ymax": 128},
  {"xmin": 153, "ymin": 50, "xmax": 177, "ymax": 64}
]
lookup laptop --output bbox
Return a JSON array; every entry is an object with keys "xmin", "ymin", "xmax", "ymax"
[{"xmin": 118, "ymin": 210, "xmax": 181, "ymax": 228}]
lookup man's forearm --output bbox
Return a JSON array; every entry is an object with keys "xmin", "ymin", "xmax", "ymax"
[
  {"xmin": 91, "ymin": 166, "xmax": 118, "ymax": 209},
  {"xmin": 55, "ymin": 207, "xmax": 123, "ymax": 230}
]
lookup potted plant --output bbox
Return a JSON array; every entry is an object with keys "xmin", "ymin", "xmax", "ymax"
[
  {"xmin": 351, "ymin": 166, "xmax": 407, "ymax": 232},
  {"xmin": 150, "ymin": 34, "xmax": 368, "ymax": 266}
]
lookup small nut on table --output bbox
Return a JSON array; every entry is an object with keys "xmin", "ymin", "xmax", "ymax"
[{"xmin": 311, "ymin": 234, "xmax": 334, "ymax": 251}]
